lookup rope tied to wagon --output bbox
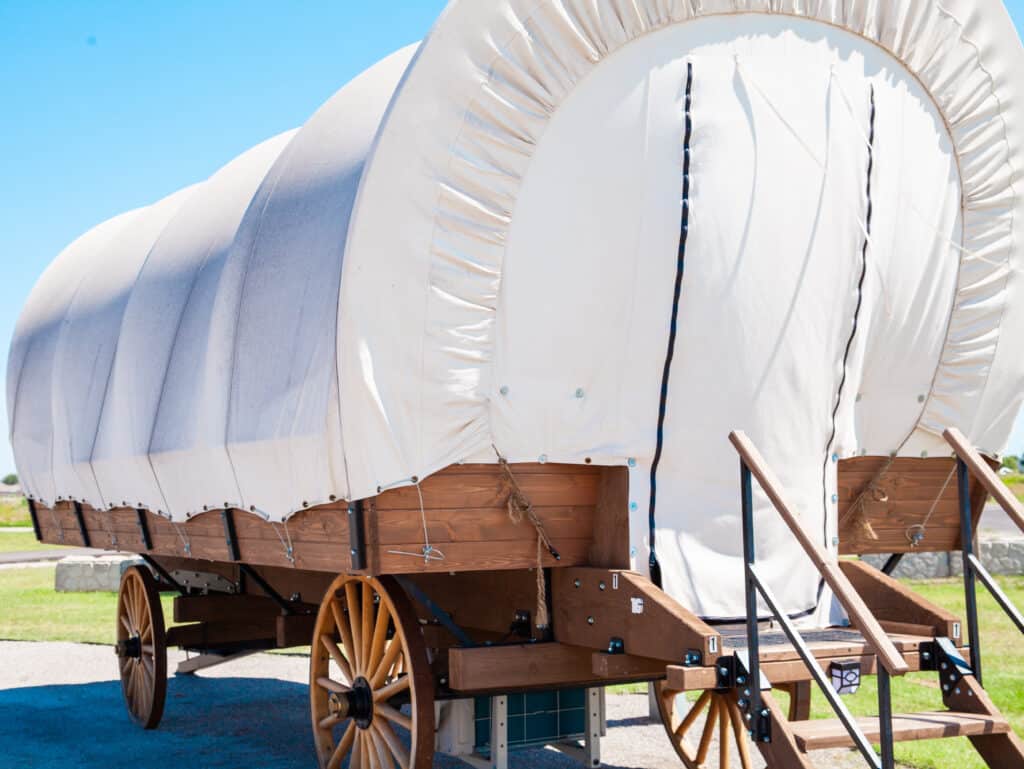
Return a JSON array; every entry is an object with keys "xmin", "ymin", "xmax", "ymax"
[
  {"xmin": 839, "ymin": 455, "xmax": 892, "ymax": 542},
  {"xmin": 493, "ymin": 445, "xmax": 559, "ymax": 629}
]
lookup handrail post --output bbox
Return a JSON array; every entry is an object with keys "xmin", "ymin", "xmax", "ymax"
[
  {"xmin": 740, "ymin": 459, "xmax": 764, "ymax": 730},
  {"xmin": 876, "ymin": 665, "xmax": 895, "ymax": 769},
  {"xmin": 957, "ymin": 457, "xmax": 983, "ymax": 684}
]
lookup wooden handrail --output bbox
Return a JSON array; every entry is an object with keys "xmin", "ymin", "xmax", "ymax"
[
  {"xmin": 729, "ymin": 431, "xmax": 909, "ymax": 676},
  {"xmin": 944, "ymin": 427, "xmax": 1024, "ymax": 535}
]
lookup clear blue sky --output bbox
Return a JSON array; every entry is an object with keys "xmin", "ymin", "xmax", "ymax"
[{"xmin": 1, "ymin": 1, "xmax": 1023, "ymax": 478}]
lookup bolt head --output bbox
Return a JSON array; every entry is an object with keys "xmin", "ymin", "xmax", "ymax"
[
  {"xmin": 760, "ymin": 708, "xmax": 769, "ymax": 718},
  {"xmin": 719, "ymin": 666, "xmax": 729, "ymax": 675},
  {"xmin": 598, "ymin": 581, "xmax": 606, "ymax": 591},
  {"xmin": 574, "ymin": 579, "xmax": 581, "ymax": 588},
  {"xmin": 738, "ymin": 698, "xmax": 749, "ymax": 709},
  {"xmin": 586, "ymin": 616, "xmax": 595, "ymax": 625},
  {"xmin": 736, "ymin": 675, "xmax": 747, "ymax": 685}
]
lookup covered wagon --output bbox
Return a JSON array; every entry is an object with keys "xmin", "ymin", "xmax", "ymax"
[{"xmin": 9, "ymin": 1, "xmax": 1024, "ymax": 767}]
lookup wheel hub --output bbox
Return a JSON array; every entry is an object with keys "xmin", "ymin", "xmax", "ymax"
[
  {"xmin": 328, "ymin": 677, "xmax": 375, "ymax": 729},
  {"xmin": 115, "ymin": 635, "xmax": 142, "ymax": 659}
]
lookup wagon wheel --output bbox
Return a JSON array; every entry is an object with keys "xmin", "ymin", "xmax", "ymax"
[
  {"xmin": 655, "ymin": 682, "xmax": 754, "ymax": 769},
  {"xmin": 310, "ymin": 574, "xmax": 434, "ymax": 769},
  {"xmin": 115, "ymin": 565, "xmax": 167, "ymax": 729}
]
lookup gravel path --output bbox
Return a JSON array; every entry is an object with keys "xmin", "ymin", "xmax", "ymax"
[{"xmin": 0, "ymin": 640, "xmax": 875, "ymax": 768}]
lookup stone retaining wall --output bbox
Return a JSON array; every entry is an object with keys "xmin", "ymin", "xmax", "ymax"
[
  {"xmin": 863, "ymin": 539, "xmax": 1024, "ymax": 580},
  {"xmin": 55, "ymin": 555, "xmax": 142, "ymax": 592}
]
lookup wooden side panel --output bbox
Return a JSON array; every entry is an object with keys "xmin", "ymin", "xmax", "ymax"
[
  {"xmin": 839, "ymin": 558, "xmax": 961, "ymax": 640},
  {"xmin": 551, "ymin": 568, "xmax": 720, "ymax": 662},
  {"xmin": 837, "ymin": 456, "xmax": 990, "ymax": 555},
  {"xmin": 31, "ymin": 461, "xmax": 626, "ymax": 576}
]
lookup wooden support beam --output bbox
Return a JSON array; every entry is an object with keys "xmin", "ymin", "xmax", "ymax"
[
  {"xmin": 173, "ymin": 594, "xmax": 282, "ymax": 624},
  {"xmin": 730, "ymin": 431, "xmax": 909, "ymax": 676},
  {"xmin": 551, "ymin": 568, "xmax": 720, "ymax": 663},
  {"xmin": 943, "ymin": 674, "xmax": 1024, "ymax": 767},
  {"xmin": 666, "ymin": 652, "xmax": 923, "ymax": 690},
  {"xmin": 276, "ymin": 613, "xmax": 317, "ymax": 648},
  {"xmin": 591, "ymin": 652, "xmax": 666, "ymax": 680},
  {"xmin": 166, "ymin": 620, "xmax": 277, "ymax": 650},
  {"xmin": 449, "ymin": 643, "xmax": 660, "ymax": 693},
  {"xmin": 839, "ymin": 558, "xmax": 961, "ymax": 641}
]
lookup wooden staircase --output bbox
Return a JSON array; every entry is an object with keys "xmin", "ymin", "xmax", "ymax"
[{"xmin": 725, "ymin": 430, "xmax": 1024, "ymax": 769}]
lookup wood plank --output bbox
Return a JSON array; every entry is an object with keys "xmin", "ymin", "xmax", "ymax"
[
  {"xmin": 166, "ymin": 620, "xmax": 277, "ymax": 649},
  {"xmin": 588, "ymin": 467, "xmax": 630, "ymax": 569},
  {"xmin": 789, "ymin": 711, "xmax": 1010, "ymax": 751},
  {"xmin": 448, "ymin": 643, "xmax": 662, "ymax": 693},
  {"xmin": 174, "ymin": 594, "xmax": 283, "ymax": 623},
  {"xmin": 591, "ymin": 652, "xmax": 667, "ymax": 680},
  {"xmin": 372, "ymin": 505, "xmax": 593, "ymax": 545},
  {"xmin": 405, "ymin": 570, "xmax": 548, "ymax": 638},
  {"xmin": 32, "ymin": 460, "xmax": 603, "ymax": 576},
  {"xmin": 371, "ymin": 537, "xmax": 593, "ymax": 575},
  {"xmin": 729, "ymin": 431, "xmax": 908, "ymax": 676},
  {"xmin": 837, "ymin": 454, "xmax": 990, "ymax": 555},
  {"xmin": 276, "ymin": 613, "xmax": 317, "ymax": 648},
  {"xmin": 839, "ymin": 559, "xmax": 961, "ymax": 640},
  {"xmin": 666, "ymin": 652, "xmax": 923, "ymax": 690},
  {"xmin": 374, "ymin": 467, "xmax": 601, "ymax": 511},
  {"xmin": 552, "ymin": 568, "xmax": 720, "ymax": 662}
]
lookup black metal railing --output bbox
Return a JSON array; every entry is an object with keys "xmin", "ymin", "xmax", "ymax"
[
  {"xmin": 946, "ymin": 428, "xmax": 1024, "ymax": 687},
  {"xmin": 733, "ymin": 431, "xmax": 897, "ymax": 769}
]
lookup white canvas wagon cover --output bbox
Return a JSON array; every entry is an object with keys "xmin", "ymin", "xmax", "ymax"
[{"xmin": 9, "ymin": 0, "xmax": 1024, "ymax": 620}]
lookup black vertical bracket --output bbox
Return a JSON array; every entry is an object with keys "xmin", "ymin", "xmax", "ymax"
[
  {"xmin": 27, "ymin": 499, "xmax": 42, "ymax": 542},
  {"xmin": 348, "ymin": 500, "xmax": 366, "ymax": 571},
  {"xmin": 135, "ymin": 508, "xmax": 153, "ymax": 551},
  {"xmin": 221, "ymin": 507, "xmax": 241, "ymax": 561},
  {"xmin": 73, "ymin": 501, "xmax": 91, "ymax": 548}
]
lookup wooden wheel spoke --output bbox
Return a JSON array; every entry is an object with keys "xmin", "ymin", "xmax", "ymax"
[
  {"xmin": 367, "ymin": 595, "xmax": 391, "ymax": 677},
  {"xmin": 376, "ymin": 703, "xmax": 413, "ymax": 732},
  {"xmin": 675, "ymin": 689, "xmax": 711, "ymax": 738},
  {"xmin": 331, "ymin": 598, "xmax": 358, "ymax": 679},
  {"xmin": 121, "ymin": 614, "xmax": 134, "ymax": 635},
  {"xmin": 696, "ymin": 696, "xmax": 719, "ymax": 765},
  {"xmin": 369, "ymin": 726, "xmax": 393, "ymax": 769},
  {"xmin": 374, "ymin": 675, "xmax": 410, "ymax": 703},
  {"xmin": 350, "ymin": 727, "xmax": 364, "ymax": 769},
  {"xmin": 361, "ymin": 582, "xmax": 374, "ymax": 677},
  {"xmin": 728, "ymin": 699, "xmax": 754, "ymax": 769},
  {"xmin": 371, "ymin": 640, "xmax": 403, "ymax": 690},
  {"xmin": 374, "ymin": 718, "xmax": 411, "ymax": 769},
  {"xmin": 321, "ymin": 635, "xmax": 354, "ymax": 686},
  {"xmin": 719, "ymin": 696, "xmax": 730, "ymax": 769},
  {"xmin": 344, "ymin": 582, "xmax": 363, "ymax": 675},
  {"xmin": 316, "ymin": 676, "xmax": 349, "ymax": 694},
  {"xmin": 326, "ymin": 721, "xmax": 357, "ymax": 769}
]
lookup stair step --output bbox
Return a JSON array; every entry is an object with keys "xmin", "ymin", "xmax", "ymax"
[{"xmin": 790, "ymin": 711, "xmax": 1011, "ymax": 751}]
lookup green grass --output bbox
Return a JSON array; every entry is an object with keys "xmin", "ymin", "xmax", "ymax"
[
  {"xmin": 0, "ymin": 497, "xmax": 30, "ymax": 527},
  {"xmin": 0, "ymin": 531, "xmax": 72, "ymax": 553},
  {"xmin": 0, "ymin": 565, "xmax": 175, "ymax": 644},
  {"xmin": 772, "ymin": 577, "xmax": 1024, "ymax": 769}
]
